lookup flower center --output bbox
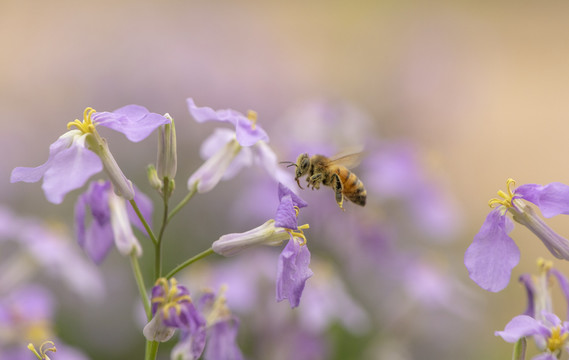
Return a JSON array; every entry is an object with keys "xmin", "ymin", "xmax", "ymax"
[
  {"xmin": 67, "ymin": 107, "xmax": 97, "ymax": 134},
  {"xmin": 151, "ymin": 278, "xmax": 192, "ymax": 320},
  {"xmin": 547, "ymin": 325, "xmax": 569, "ymax": 352},
  {"xmin": 488, "ymin": 178, "xmax": 517, "ymax": 210},
  {"xmin": 287, "ymin": 224, "xmax": 310, "ymax": 246}
]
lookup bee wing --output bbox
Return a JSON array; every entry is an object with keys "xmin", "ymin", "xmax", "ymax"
[{"xmin": 328, "ymin": 147, "xmax": 365, "ymax": 168}]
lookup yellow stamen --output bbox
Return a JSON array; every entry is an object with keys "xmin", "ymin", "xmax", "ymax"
[
  {"xmin": 28, "ymin": 341, "xmax": 56, "ymax": 360},
  {"xmin": 67, "ymin": 107, "xmax": 97, "ymax": 134},
  {"xmin": 247, "ymin": 110, "xmax": 258, "ymax": 130},
  {"xmin": 547, "ymin": 325, "xmax": 569, "ymax": 352},
  {"xmin": 537, "ymin": 257, "xmax": 553, "ymax": 274},
  {"xmin": 294, "ymin": 206, "xmax": 300, "ymax": 217},
  {"xmin": 286, "ymin": 223, "xmax": 310, "ymax": 246},
  {"xmin": 206, "ymin": 285, "xmax": 231, "ymax": 325},
  {"xmin": 488, "ymin": 178, "xmax": 517, "ymax": 209}
]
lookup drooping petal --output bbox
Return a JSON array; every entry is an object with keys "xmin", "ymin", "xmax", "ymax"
[
  {"xmin": 464, "ymin": 208, "xmax": 520, "ymax": 292},
  {"xmin": 93, "ymin": 105, "xmax": 170, "ymax": 143},
  {"xmin": 532, "ymin": 353, "xmax": 557, "ymax": 360},
  {"xmin": 187, "ymin": 98, "xmax": 238, "ymax": 125},
  {"xmin": 516, "ymin": 183, "xmax": 569, "ymax": 218},
  {"xmin": 204, "ymin": 317, "xmax": 244, "ymax": 360},
  {"xmin": 276, "ymin": 237, "xmax": 313, "ymax": 308},
  {"xmin": 275, "ymin": 195, "xmax": 297, "ymax": 229},
  {"xmin": 495, "ymin": 315, "xmax": 548, "ymax": 343},
  {"xmin": 234, "ymin": 116, "xmax": 269, "ymax": 147},
  {"xmin": 10, "ymin": 131, "xmax": 77, "ymax": 184},
  {"xmin": 143, "ymin": 313, "xmax": 176, "ymax": 342},
  {"xmin": 42, "ymin": 135, "xmax": 103, "ymax": 204}
]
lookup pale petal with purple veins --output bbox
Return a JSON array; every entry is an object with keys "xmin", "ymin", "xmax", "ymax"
[
  {"xmin": 495, "ymin": 315, "xmax": 547, "ymax": 343},
  {"xmin": 93, "ymin": 105, "xmax": 170, "ymax": 143},
  {"xmin": 464, "ymin": 209, "xmax": 520, "ymax": 292},
  {"xmin": 276, "ymin": 238, "xmax": 313, "ymax": 308}
]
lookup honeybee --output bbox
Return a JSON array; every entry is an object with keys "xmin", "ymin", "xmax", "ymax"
[{"xmin": 283, "ymin": 151, "xmax": 366, "ymax": 210}]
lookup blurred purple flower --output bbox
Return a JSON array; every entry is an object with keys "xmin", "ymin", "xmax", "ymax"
[
  {"xmin": 75, "ymin": 180, "xmax": 152, "ymax": 264},
  {"xmin": 465, "ymin": 179, "xmax": 569, "ymax": 292},
  {"xmin": 144, "ymin": 278, "xmax": 206, "ymax": 353},
  {"xmin": 0, "ymin": 285, "xmax": 90, "ymax": 360},
  {"xmin": 11, "ymin": 106, "xmax": 168, "ymax": 204}
]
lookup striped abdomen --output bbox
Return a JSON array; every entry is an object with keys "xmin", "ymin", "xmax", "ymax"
[{"xmin": 335, "ymin": 167, "xmax": 367, "ymax": 206}]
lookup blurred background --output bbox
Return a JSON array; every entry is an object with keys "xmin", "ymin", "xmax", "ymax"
[{"xmin": 3, "ymin": 0, "xmax": 569, "ymax": 359}]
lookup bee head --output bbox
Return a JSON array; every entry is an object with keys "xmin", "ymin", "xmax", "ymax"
[{"xmin": 295, "ymin": 153, "xmax": 310, "ymax": 179}]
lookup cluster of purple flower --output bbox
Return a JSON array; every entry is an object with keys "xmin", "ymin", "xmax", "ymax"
[
  {"xmin": 466, "ymin": 179, "xmax": 569, "ymax": 358},
  {"xmin": 8, "ymin": 99, "xmax": 316, "ymax": 359}
]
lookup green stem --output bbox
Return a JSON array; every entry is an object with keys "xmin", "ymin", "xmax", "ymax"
[
  {"xmin": 130, "ymin": 199, "xmax": 158, "ymax": 245},
  {"xmin": 145, "ymin": 340, "xmax": 159, "ymax": 360},
  {"xmin": 130, "ymin": 253, "xmax": 151, "ymax": 320},
  {"xmin": 512, "ymin": 338, "xmax": 526, "ymax": 360},
  {"xmin": 168, "ymin": 182, "xmax": 197, "ymax": 223},
  {"xmin": 154, "ymin": 180, "xmax": 171, "ymax": 279},
  {"xmin": 165, "ymin": 247, "xmax": 215, "ymax": 279}
]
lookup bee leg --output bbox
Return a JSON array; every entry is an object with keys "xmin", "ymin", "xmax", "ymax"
[
  {"xmin": 332, "ymin": 173, "xmax": 345, "ymax": 211},
  {"xmin": 309, "ymin": 174, "xmax": 323, "ymax": 190}
]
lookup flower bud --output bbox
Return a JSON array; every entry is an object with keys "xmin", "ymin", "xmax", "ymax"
[{"xmin": 157, "ymin": 114, "xmax": 177, "ymax": 180}]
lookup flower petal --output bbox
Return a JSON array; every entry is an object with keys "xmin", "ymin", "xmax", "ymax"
[
  {"xmin": 550, "ymin": 268, "xmax": 569, "ymax": 320},
  {"xmin": 464, "ymin": 208, "xmax": 520, "ymax": 292},
  {"xmin": 10, "ymin": 131, "xmax": 77, "ymax": 184},
  {"xmin": 93, "ymin": 105, "xmax": 170, "ymax": 143},
  {"xmin": 276, "ymin": 238, "xmax": 313, "ymax": 308},
  {"xmin": 277, "ymin": 183, "xmax": 308, "ymax": 209},
  {"xmin": 516, "ymin": 183, "xmax": 569, "ymax": 218},
  {"xmin": 42, "ymin": 135, "xmax": 103, "ymax": 204},
  {"xmin": 204, "ymin": 317, "xmax": 244, "ymax": 360},
  {"xmin": 495, "ymin": 315, "xmax": 546, "ymax": 343},
  {"xmin": 275, "ymin": 195, "xmax": 297, "ymax": 229}
]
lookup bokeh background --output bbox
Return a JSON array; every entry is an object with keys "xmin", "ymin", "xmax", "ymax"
[{"xmin": 3, "ymin": 1, "xmax": 569, "ymax": 359}]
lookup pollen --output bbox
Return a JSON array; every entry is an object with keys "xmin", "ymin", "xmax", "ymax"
[
  {"xmin": 246, "ymin": 110, "xmax": 258, "ymax": 130},
  {"xmin": 67, "ymin": 107, "xmax": 97, "ymax": 134},
  {"xmin": 547, "ymin": 325, "xmax": 569, "ymax": 352},
  {"xmin": 488, "ymin": 178, "xmax": 517, "ymax": 210}
]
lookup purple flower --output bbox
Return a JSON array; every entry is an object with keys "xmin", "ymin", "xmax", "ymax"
[
  {"xmin": 75, "ymin": 180, "xmax": 152, "ymax": 264},
  {"xmin": 11, "ymin": 106, "xmax": 169, "ymax": 204},
  {"xmin": 212, "ymin": 183, "xmax": 312, "ymax": 308},
  {"xmin": 496, "ymin": 312, "xmax": 569, "ymax": 359},
  {"xmin": 143, "ymin": 278, "xmax": 206, "ymax": 348},
  {"xmin": 465, "ymin": 179, "xmax": 569, "ymax": 292},
  {"xmin": 212, "ymin": 183, "xmax": 308, "ymax": 257},
  {"xmin": 187, "ymin": 100, "xmax": 295, "ymax": 193}
]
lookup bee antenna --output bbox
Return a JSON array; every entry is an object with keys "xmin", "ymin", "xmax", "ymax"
[{"xmin": 279, "ymin": 161, "xmax": 297, "ymax": 168}]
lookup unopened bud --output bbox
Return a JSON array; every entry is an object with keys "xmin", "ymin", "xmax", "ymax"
[{"xmin": 157, "ymin": 114, "xmax": 177, "ymax": 180}]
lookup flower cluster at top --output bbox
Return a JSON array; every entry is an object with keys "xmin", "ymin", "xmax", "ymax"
[{"xmin": 465, "ymin": 178, "xmax": 569, "ymax": 292}]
